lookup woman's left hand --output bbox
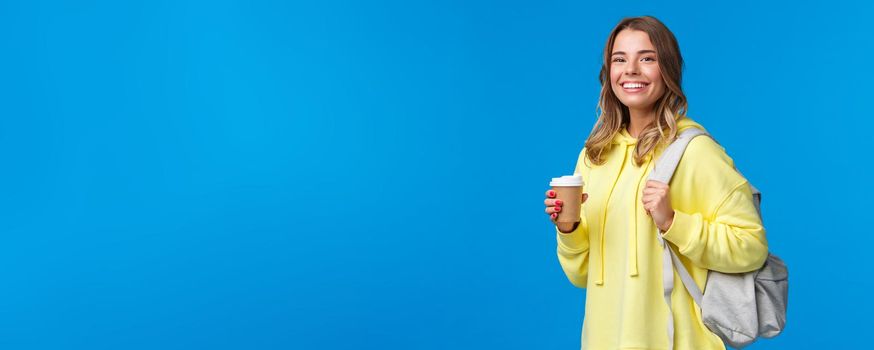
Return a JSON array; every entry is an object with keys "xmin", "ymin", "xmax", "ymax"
[{"xmin": 642, "ymin": 180, "xmax": 675, "ymax": 232}]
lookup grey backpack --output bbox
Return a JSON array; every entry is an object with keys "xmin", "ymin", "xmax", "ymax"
[{"xmin": 648, "ymin": 128, "xmax": 788, "ymax": 349}]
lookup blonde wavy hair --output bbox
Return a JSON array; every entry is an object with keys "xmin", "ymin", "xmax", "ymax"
[{"xmin": 585, "ymin": 16, "xmax": 688, "ymax": 167}]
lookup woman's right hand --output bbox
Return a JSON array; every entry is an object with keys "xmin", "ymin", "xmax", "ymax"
[{"xmin": 545, "ymin": 189, "xmax": 588, "ymax": 233}]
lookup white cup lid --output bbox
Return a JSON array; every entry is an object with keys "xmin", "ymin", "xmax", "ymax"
[{"xmin": 550, "ymin": 175, "xmax": 583, "ymax": 187}]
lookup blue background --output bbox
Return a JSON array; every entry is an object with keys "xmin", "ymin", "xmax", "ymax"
[{"xmin": 0, "ymin": 0, "xmax": 870, "ymax": 348}]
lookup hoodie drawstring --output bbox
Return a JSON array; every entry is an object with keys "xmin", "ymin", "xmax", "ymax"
[
  {"xmin": 596, "ymin": 138, "xmax": 631, "ymax": 285},
  {"xmin": 598, "ymin": 133, "xmax": 656, "ymax": 283},
  {"xmin": 629, "ymin": 156, "xmax": 653, "ymax": 277}
]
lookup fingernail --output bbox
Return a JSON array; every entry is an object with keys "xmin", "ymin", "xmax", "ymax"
[
  {"xmin": 547, "ymin": 190, "xmax": 555, "ymax": 197},
  {"xmin": 555, "ymin": 206, "xmax": 561, "ymax": 212},
  {"xmin": 555, "ymin": 200, "xmax": 563, "ymax": 206},
  {"xmin": 551, "ymin": 213, "xmax": 557, "ymax": 219}
]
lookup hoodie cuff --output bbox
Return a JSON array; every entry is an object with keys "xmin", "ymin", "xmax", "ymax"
[
  {"xmin": 556, "ymin": 221, "xmax": 588, "ymax": 253},
  {"xmin": 660, "ymin": 209, "xmax": 699, "ymax": 252}
]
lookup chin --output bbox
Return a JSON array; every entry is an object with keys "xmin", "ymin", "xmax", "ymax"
[{"xmin": 619, "ymin": 99, "xmax": 654, "ymax": 110}]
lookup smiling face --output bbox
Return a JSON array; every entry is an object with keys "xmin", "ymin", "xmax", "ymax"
[{"xmin": 609, "ymin": 29, "xmax": 666, "ymax": 113}]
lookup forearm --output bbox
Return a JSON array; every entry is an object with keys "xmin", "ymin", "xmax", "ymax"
[
  {"xmin": 555, "ymin": 219, "xmax": 589, "ymax": 288},
  {"xmin": 661, "ymin": 209, "xmax": 768, "ymax": 273}
]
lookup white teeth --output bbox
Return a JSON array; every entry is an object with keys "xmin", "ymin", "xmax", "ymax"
[{"xmin": 623, "ymin": 83, "xmax": 646, "ymax": 89}]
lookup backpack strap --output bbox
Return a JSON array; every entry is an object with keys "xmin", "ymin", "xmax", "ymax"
[
  {"xmin": 647, "ymin": 128, "xmax": 709, "ymax": 350},
  {"xmin": 650, "ymin": 127, "xmax": 707, "ymax": 305}
]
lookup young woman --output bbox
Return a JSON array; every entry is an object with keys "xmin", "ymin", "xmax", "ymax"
[{"xmin": 543, "ymin": 16, "xmax": 768, "ymax": 350}]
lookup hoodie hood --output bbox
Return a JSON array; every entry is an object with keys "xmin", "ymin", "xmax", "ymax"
[{"xmin": 592, "ymin": 116, "xmax": 705, "ymax": 285}]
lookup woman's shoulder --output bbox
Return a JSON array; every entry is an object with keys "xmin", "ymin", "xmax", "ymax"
[
  {"xmin": 675, "ymin": 117, "xmax": 732, "ymax": 165},
  {"xmin": 574, "ymin": 146, "xmax": 591, "ymax": 173},
  {"xmin": 676, "ymin": 130, "xmax": 748, "ymax": 193},
  {"xmin": 684, "ymin": 134, "xmax": 732, "ymax": 165}
]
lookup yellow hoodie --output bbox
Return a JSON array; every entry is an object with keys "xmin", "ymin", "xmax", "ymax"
[{"xmin": 556, "ymin": 117, "xmax": 768, "ymax": 350}]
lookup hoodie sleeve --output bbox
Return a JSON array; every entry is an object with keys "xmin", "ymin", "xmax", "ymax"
[
  {"xmin": 557, "ymin": 214, "xmax": 590, "ymax": 288},
  {"xmin": 556, "ymin": 149, "xmax": 591, "ymax": 288},
  {"xmin": 660, "ymin": 137, "xmax": 769, "ymax": 273}
]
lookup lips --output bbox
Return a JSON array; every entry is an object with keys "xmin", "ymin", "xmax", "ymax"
[{"xmin": 620, "ymin": 81, "xmax": 649, "ymax": 93}]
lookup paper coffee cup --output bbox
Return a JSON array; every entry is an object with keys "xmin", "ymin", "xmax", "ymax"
[{"xmin": 550, "ymin": 175, "xmax": 584, "ymax": 223}]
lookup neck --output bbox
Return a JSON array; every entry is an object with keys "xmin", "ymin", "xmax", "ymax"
[{"xmin": 626, "ymin": 107, "xmax": 656, "ymax": 138}]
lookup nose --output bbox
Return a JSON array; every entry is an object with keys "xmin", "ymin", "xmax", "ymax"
[{"xmin": 624, "ymin": 60, "xmax": 640, "ymax": 75}]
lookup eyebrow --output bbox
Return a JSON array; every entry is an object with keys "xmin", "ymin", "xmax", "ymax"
[{"xmin": 611, "ymin": 50, "xmax": 657, "ymax": 56}]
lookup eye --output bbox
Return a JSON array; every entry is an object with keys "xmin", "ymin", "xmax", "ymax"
[
  {"xmin": 612, "ymin": 57, "xmax": 625, "ymax": 63},
  {"xmin": 642, "ymin": 57, "xmax": 656, "ymax": 62}
]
